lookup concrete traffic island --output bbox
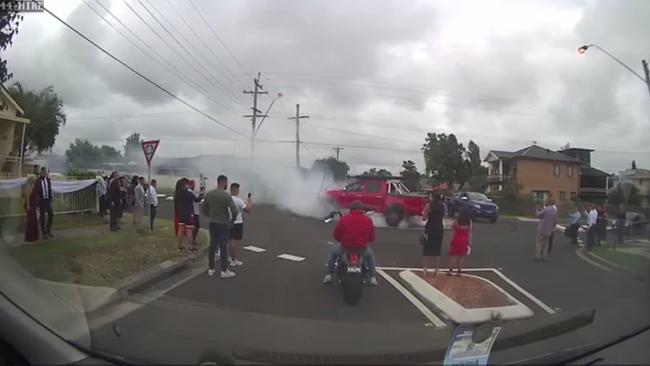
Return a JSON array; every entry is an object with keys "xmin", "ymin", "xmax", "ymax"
[{"xmin": 399, "ymin": 270, "xmax": 534, "ymax": 324}]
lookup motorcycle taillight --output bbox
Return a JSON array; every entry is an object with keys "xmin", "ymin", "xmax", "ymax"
[{"xmin": 349, "ymin": 254, "xmax": 359, "ymax": 265}]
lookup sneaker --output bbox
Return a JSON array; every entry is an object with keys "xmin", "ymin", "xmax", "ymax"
[
  {"xmin": 221, "ymin": 270, "xmax": 236, "ymax": 279},
  {"xmin": 322, "ymin": 274, "xmax": 332, "ymax": 284},
  {"xmin": 232, "ymin": 259, "xmax": 243, "ymax": 266},
  {"xmin": 369, "ymin": 276, "xmax": 378, "ymax": 286},
  {"xmin": 208, "ymin": 269, "xmax": 215, "ymax": 277}
]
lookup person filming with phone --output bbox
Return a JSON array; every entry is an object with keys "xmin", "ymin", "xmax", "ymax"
[{"xmin": 229, "ymin": 183, "xmax": 253, "ymax": 267}]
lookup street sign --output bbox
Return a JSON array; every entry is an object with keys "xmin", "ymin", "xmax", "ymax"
[{"xmin": 142, "ymin": 140, "xmax": 160, "ymax": 166}]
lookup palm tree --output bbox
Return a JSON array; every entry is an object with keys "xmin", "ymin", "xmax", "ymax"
[{"xmin": 8, "ymin": 82, "xmax": 66, "ymax": 155}]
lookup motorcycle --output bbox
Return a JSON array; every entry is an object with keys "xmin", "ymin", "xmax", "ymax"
[{"xmin": 335, "ymin": 248, "xmax": 369, "ymax": 305}]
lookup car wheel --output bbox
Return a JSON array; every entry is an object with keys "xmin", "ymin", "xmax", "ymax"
[
  {"xmin": 385, "ymin": 206, "xmax": 404, "ymax": 227},
  {"xmin": 489, "ymin": 217, "xmax": 497, "ymax": 223}
]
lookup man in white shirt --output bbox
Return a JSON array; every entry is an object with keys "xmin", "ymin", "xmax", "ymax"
[
  {"xmin": 188, "ymin": 180, "xmax": 204, "ymax": 251},
  {"xmin": 147, "ymin": 179, "xmax": 159, "ymax": 232},
  {"xmin": 585, "ymin": 204, "xmax": 598, "ymax": 250},
  {"xmin": 134, "ymin": 176, "xmax": 146, "ymax": 233},
  {"xmin": 229, "ymin": 183, "xmax": 252, "ymax": 266},
  {"xmin": 96, "ymin": 177, "xmax": 108, "ymax": 217}
]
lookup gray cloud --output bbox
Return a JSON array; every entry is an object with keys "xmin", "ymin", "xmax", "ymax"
[{"xmin": 3, "ymin": 0, "xmax": 649, "ymax": 174}]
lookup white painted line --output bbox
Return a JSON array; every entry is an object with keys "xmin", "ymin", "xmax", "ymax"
[
  {"xmin": 277, "ymin": 253, "xmax": 305, "ymax": 262},
  {"xmin": 379, "ymin": 266, "xmax": 557, "ymax": 315},
  {"xmin": 488, "ymin": 268, "xmax": 556, "ymax": 314},
  {"xmin": 378, "ymin": 266, "xmax": 495, "ymax": 272},
  {"xmin": 376, "ymin": 269, "xmax": 446, "ymax": 329},
  {"xmin": 243, "ymin": 245, "xmax": 266, "ymax": 253},
  {"xmin": 399, "ymin": 270, "xmax": 533, "ymax": 324}
]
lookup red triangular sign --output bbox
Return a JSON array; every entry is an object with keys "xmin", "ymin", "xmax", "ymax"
[{"xmin": 142, "ymin": 140, "xmax": 160, "ymax": 166}]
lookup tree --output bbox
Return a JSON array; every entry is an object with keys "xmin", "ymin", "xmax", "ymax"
[
  {"xmin": 123, "ymin": 132, "xmax": 144, "ymax": 164},
  {"xmin": 66, "ymin": 140, "xmax": 124, "ymax": 168},
  {"xmin": 311, "ymin": 156, "xmax": 350, "ymax": 181},
  {"xmin": 400, "ymin": 160, "xmax": 421, "ymax": 191},
  {"xmin": 100, "ymin": 145, "xmax": 123, "ymax": 162},
  {"xmin": 466, "ymin": 140, "xmax": 488, "ymax": 191},
  {"xmin": 8, "ymin": 82, "xmax": 66, "ymax": 154},
  {"xmin": 422, "ymin": 133, "xmax": 468, "ymax": 188},
  {"xmin": 65, "ymin": 139, "xmax": 102, "ymax": 169},
  {"xmin": 1, "ymin": 1, "xmax": 23, "ymax": 83},
  {"xmin": 608, "ymin": 183, "xmax": 641, "ymax": 206},
  {"xmin": 632, "ymin": 160, "xmax": 637, "ymax": 170},
  {"xmin": 360, "ymin": 168, "xmax": 392, "ymax": 177}
]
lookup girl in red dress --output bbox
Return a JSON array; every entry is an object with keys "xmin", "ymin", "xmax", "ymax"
[
  {"xmin": 24, "ymin": 175, "xmax": 39, "ymax": 242},
  {"xmin": 448, "ymin": 209, "xmax": 472, "ymax": 276}
]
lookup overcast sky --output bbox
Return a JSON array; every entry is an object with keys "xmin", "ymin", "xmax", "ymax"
[{"xmin": 4, "ymin": 0, "xmax": 650, "ymax": 174}]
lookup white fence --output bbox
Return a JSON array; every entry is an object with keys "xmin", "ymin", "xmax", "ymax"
[{"xmin": 0, "ymin": 180, "xmax": 97, "ymax": 218}]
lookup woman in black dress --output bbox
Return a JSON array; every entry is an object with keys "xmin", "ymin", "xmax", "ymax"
[{"xmin": 422, "ymin": 194, "xmax": 445, "ymax": 278}]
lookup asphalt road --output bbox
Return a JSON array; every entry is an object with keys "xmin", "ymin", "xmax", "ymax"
[{"xmin": 89, "ymin": 201, "xmax": 650, "ymax": 364}]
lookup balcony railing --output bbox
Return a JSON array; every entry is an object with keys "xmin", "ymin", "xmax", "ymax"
[
  {"xmin": 579, "ymin": 187, "xmax": 607, "ymax": 195},
  {"xmin": 487, "ymin": 174, "xmax": 512, "ymax": 183}
]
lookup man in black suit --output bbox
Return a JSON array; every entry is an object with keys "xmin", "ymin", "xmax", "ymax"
[{"xmin": 35, "ymin": 167, "xmax": 54, "ymax": 238}]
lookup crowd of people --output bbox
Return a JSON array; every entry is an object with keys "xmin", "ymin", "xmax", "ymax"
[{"xmin": 95, "ymin": 172, "xmax": 160, "ymax": 233}]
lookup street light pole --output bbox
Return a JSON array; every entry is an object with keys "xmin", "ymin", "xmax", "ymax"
[{"xmin": 578, "ymin": 44, "xmax": 650, "ymax": 100}]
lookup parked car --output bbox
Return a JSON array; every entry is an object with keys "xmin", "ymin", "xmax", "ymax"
[
  {"xmin": 448, "ymin": 191, "xmax": 499, "ymax": 223},
  {"xmin": 324, "ymin": 176, "xmax": 429, "ymax": 227}
]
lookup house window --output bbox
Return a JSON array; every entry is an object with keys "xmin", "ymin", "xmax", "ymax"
[
  {"xmin": 533, "ymin": 191, "xmax": 549, "ymax": 202},
  {"xmin": 567, "ymin": 165, "xmax": 574, "ymax": 177},
  {"xmin": 553, "ymin": 164, "xmax": 561, "ymax": 176},
  {"xmin": 559, "ymin": 191, "xmax": 566, "ymax": 201},
  {"xmin": 570, "ymin": 192, "xmax": 577, "ymax": 201}
]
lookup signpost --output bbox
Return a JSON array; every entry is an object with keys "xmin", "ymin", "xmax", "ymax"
[{"xmin": 141, "ymin": 140, "xmax": 160, "ymax": 182}]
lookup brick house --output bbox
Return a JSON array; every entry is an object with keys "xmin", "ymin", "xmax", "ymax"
[
  {"xmin": 484, "ymin": 144, "xmax": 582, "ymax": 202},
  {"xmin": 557, "ymin": 147, "xmax": 610, "ymax": 202}
]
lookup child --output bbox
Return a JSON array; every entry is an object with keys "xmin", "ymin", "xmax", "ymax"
[
  {"xmin": 448, "ymin": 209, "xmax": 472, "ymax": 276},
  {"xmin": 613, "ymin": 212, "xmax": 626, "ymax": 250}
]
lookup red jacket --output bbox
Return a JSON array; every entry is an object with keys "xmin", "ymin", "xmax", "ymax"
[{"xmin": 333, "ymin": 211, "xmax": 375, "ymax": 249}]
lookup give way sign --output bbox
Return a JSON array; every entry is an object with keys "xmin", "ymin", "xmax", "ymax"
[{"xmin": 142, "ymin": 140, "xmax": 160, "ymax": 166}]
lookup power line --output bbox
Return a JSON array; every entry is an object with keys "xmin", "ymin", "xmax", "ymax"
[
  {"xmin": 84, "ymin": 0, "xmax": 240, "ymax": 116},
  {"xmin": 163, "ymin": 0, "xmax": 247, "ymax": 91},
  {"xmin": 187, "ymin": 0, "xmax": 252, "ymax": 79},
  {"xmin": 265, "ymin": 72, "xmax": 614, "ymax": 123},
  {"xmin": 34, "ymin": 1, "xmax": 246, "ymax": 137},
  {"xmin": 139, "ymin": 0, "xmax": 247, "ymax": 107},
  {"xmin": 121, "ymin": 0, "xmax": 242, "ymax": 114}
]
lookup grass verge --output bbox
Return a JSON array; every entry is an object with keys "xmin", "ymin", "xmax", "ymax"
[
  {"xmin": 591, "ymin": 247, "xmax": 650, "ymax": 277},
  {"xmin": 8, "ymin": 217, "xmax": 207, "ymax": 287}
]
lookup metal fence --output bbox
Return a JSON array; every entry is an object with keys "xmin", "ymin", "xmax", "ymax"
[{"xmin": 0, "ymin": 182, "xmax": 97, "ymax": 218}]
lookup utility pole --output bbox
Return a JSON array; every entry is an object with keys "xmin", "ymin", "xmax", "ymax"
[
  {"xmin": 288, "ymin": 104, "xmax": 309, "ymax": 167},
  {"xmin": 332, "ymin": 147, "xmax": 344, "ymax": 161},
  {"xmin": 243, "ymin": 72, "xmax": 268, "ymax": 161},
  {"xmin": 642, "ymin": 59, "xmax": 650, "ymax": 100}
]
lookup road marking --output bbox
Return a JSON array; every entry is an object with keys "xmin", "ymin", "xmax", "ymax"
[
  {"xmin": 376, "ymin": 269, "xmax": 446, "ymax": 329},
  {"xmin": 243, "ymin": 245, "xmax": 266, "ymax": 253},
  {"xmin": 378, "ymin": 266, "xmax": 496, "ymax": 272},
  {"xmin": 277, "ymin": 253, "xmax": 305, "ymax": 262},
  {"xmin": 378, "ymin": 266, "xmax": 556, "ymax": 315},
  {"xmin": 488, "ymin": 268, "xmax": 556, "ymax": 314}
]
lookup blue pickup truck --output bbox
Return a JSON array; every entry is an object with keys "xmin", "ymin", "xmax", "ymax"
[{"xmin": 448, "ymin": 192, "xmax": 499, "ymax": 223}]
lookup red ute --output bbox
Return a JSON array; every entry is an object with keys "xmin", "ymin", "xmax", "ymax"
[{"xmin": 324, "ymin": 177, "xmax": 429, "ymax": 227}]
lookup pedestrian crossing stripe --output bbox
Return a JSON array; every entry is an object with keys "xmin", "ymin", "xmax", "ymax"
[
  {"xmin": 243, "ymin": 245, "xmax": 266, "ymax": 253},
  {"xmin": 277, "ymin": 253, "xmax": 305, "ymax": 262}
]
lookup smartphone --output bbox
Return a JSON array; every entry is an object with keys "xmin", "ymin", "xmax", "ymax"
[{"xmin": 247, "ymin": 193, "xmax": 252, "ymax": 198}]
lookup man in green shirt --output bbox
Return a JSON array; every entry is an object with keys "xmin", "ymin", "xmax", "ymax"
[{"xmin": 203, "ymin": 175, "xmax": 239, "ymax": 278}]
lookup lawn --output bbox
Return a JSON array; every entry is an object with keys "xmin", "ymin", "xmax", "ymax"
[
  {"xmin": 592, "ymin": 247, "xmax": 650, "ymax": 277},
  {"xmin": 8, "ymin": 217, "xmax": 208, "ymax": 287}
]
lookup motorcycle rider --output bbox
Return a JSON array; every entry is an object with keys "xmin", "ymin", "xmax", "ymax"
[{"xmin": 322, "ymin": 200, "xmax": 378, "ymax": 286}]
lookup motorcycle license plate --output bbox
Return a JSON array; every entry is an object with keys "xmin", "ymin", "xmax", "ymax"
[{"xmin": 347, "ymin": 266, "xmax": 362, "ymax": 273}]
